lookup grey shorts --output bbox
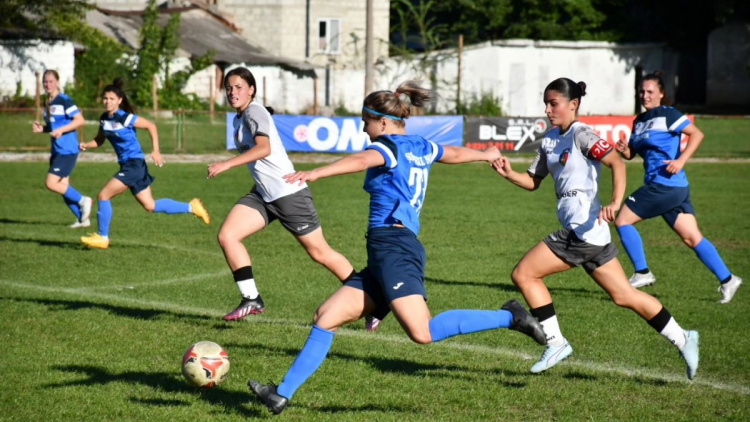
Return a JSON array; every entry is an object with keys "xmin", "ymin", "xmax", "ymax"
[
  {"xmin": 236, "ymin": 187, "xmax": 320, "ymax": 236},
  {"xmin": 542, "ymin": 228, "xmax": 619, "ymax": 273}
]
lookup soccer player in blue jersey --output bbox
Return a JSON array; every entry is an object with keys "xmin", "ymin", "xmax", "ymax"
[
  {"xmin": 246, "ymin": 81, "xmax": 547, "ymax": 415},
  {"xmin": 78, "ymin": 79, "xmax": 210, "ymax": 249},
  {"xmin": 615, "ymin": 72, "xmax": 742, "ymax": 303},
  {"xmin": 32, "ymin": 70, "xmax": 93, "ymax": 228},
  {"xmin": 492, "ymin": 77, "xmax": 698, "ymax": 378}
]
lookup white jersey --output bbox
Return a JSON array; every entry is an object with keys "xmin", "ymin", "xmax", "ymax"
[
  {"xmin": 527, "ymin": 121, "xmax": 614, "ymax": 246},
  {"xmin": 233, "ymin": 102, "xmax": 305, "ymax": 202}
]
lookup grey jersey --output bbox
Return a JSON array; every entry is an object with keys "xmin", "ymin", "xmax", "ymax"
[
  {"xmin": 527, "ymin": 121, "xmax": 614, "ymax": 245},
  {"xmin": 233, "ymin": 102, "xmax": 305, "ymax": 202}
]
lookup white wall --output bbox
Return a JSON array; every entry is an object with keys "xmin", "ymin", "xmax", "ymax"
[{"xmin": 0, "ymin": 40, "xmax": 75, "ymax": 98}]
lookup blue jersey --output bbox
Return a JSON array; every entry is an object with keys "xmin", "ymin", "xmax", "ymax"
[
  {"xmin": 364, "ymin": 134, "xmax": 444, "ymax": 235},
  {"xmin": 45, "ymin": 93, "xmax": 80, "ymax": 155},
  {"xmin": 629, "ymin": 106, "xmax": 691, "ymax": 187},
  {"xmin": 99, "ymin": 109, "xmax": 144, "ymax": 163}
]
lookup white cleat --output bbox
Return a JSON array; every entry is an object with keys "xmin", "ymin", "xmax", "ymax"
[
  {"xmin": 69, "ymin": 219, "xmax": 91, "ymax": 228},
  {"xmin": 530, "ymin": 339, "xmax": 573, "ymax": 373},
  {"xmin": 680, "ymin": 330, "xmax": 699, "ymax": 380},
  {"xmin": 718, "ymin": 275, "xmax": 742, "ymax": 304},
  {"xmin": 629, "ymin": 271, "xmax": 656, "ymax": 288},
  {"xmin": 79, "ymin": 196, "xmax": 93, "ymax": 222}
]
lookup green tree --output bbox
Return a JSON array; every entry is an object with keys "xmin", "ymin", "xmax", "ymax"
[{"xmin": 0, "ymin": 0, "xmax": 89, "ymax": 33}]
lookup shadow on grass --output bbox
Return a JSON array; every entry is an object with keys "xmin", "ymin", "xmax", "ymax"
[
  {"xmin": 564, "ymin": 370, "xmax": 670, "ymax": 387},
  {"xmin": 0, "ymin": 234, "xmax": 82, "ymax": 249},
  {"xmin": 0, "ymin": 296, "xmax": 216, "ymax": 323},
  {"xmin": 425, "ymin": 277, "xmax": 520, "ymax": 293},
  {"xmin": 47, "ymin": 364, "xmax": 263, "ymax": 418},
  {"xmin": 0, "ymin": 217, "xmax": 54, "ymax": 226},
  {"xmin": 228, "ymin": 340, "xmax": 529, "ymax": 389}
]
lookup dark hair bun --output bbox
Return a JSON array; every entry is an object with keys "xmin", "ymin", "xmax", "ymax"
[
  {"xmin": 577, "ymin": 81, "xmax": 587, "ymax": 96},
  {"xmin": 265, "ymin": 106, "xmax": 274, "ymax": 115},
  {"xmin": 113, "ymin": 77, "xmax": 125, "ymax": 89}
]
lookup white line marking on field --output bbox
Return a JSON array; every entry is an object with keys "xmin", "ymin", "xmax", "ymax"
[
  {"xmin": 82, "ymin": 271, "xmax": 228, "ymax": 291},
  {"xmin": 1, "ymin": 279, "xmax": 748, "ymax": 396},
  {"xmin": 2, "ymin": 229, "xmax": 220, "ymax": 257}
]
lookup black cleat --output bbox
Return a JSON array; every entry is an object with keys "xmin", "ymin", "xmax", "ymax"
[
  {"xmin": 223, "ymin": 296, "xmax": 265, "ymax": 321},
  {"xmin": 248, "ymin": 379, "xmax": 288, "ymax": 415},
  {"xmin": 501, "ymin": 299, "xmax": 547, "ymax": 345}
]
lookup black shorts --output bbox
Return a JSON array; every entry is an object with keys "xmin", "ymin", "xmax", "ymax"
[
  {"xmin": 236, "ymin": 187, "xmax": 320, "ymax": 236},
  {"xmin": 543, "ymin": 228, "xmax": 619, "ymax": 273},
  {"xmin": 114, "ymin": 158, "xmax": 154, "ymax": 195},
  {"xmin": 625, "ymin": 183, "xmax": 694, "ymax": 227},
  {"xmin": 48, "ymin": 153, "xmax": 78, "ymax": 178},
  {"xmin": 345, "ymin": 227, "xmax": 427, "ymax": 320}
]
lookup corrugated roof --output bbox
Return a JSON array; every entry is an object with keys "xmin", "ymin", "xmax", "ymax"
[{"xmin": 88, "ymin": 6, "xmax": 317, "ymax": 74}]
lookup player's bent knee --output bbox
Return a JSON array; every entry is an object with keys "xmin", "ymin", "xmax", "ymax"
[{"xmin": 407, "ymin": 330, "xmax": 433, "ymax": 345}]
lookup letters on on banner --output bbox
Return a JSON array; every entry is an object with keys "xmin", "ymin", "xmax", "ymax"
[
  {"xmin": 227, "ymin": 114, "xmax": 463, "ymax": 152},
  {"xmin": 465, "ymin": 115, "xmax": 694, "ymax": 153}
]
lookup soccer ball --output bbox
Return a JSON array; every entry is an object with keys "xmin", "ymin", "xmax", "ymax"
[{"xmin": 182, "ymin": 341, "xmax": 230, "ymax": 388}]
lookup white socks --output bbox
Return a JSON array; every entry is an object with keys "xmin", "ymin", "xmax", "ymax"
[
  {"xmin": 660, "ymin": 317, "xmax": 687, "ymax": 350},
  {"xmin": 237, "ymin": 278, "xmax": 259, "ymax": 300},
  {"xmin": 540, "ymin": 315, "xmax": 565, "ymax": 347}
]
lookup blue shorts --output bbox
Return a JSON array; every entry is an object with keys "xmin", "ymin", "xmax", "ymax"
[
  {"xmin": 345, "ymin": 227, "xmax": 427, "ymax": 320},
  {"xmin": 114, "ymin": 158, "xmax": 154, "ymax": 195},
  {"xmin": 625, "ymin": 183, "xmax": 694, "ymax": 227},
  {"xmin": 48, "ymin": 153, "xmax": 78, "ymax": 178}
]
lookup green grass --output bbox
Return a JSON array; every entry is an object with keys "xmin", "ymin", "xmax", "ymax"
[{"xmin": 0, "ymin": 160, "xmax": 749, "ymax": 421}]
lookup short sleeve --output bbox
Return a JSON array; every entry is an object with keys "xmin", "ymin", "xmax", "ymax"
[
  {"xmin": 123, "ymin": 113, "xmax": 138, "ymax": 128},
  {"xmin": 574, "ymin": 126, "xmax": 613, "ymax": 162},
  {"xmin": 62, "ymin": 96, "xmax": 80, "ymax": 117},
  {"xmin": 527, "ymin": 146, "xmax": 549, "ymax": 179},
  {"xmin": 665, "ymin": 108, "xmax": 690, "ymax": 134},
  {"xmin": 429, "ymin": 141, "xmax": 444, "ymax": 163},
  {"xmin": 245, "ymin": 106, "xmax": 270, "ymax": 137},
  {"xmin": 367, "ymin": 135, "xmax": 398, "ymax": 168}
]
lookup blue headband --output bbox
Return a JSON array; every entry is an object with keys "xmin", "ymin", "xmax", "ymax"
[{"xmin": 362, "ymin": 107, "xmax": 404, "ymax": 121}]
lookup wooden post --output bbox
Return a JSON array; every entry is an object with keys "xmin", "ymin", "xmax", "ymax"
[
  {"xmin": 152, "ymin": 74, "xmax": 158, "ymax": 119},
  {"xmin": 209, "ymin": 74, "xmax": 215, "ymax": 123},
  {"xmin": 313, "ymin": 76, "xmax": 318, "ymax": 115},
  {"xmin": 263, "ymin": 76, "xmax": 267, "ymax": 106},
  {"xmin": 456, "ymin": 34, "xmax": 463, "ymax": 114},
  {"xmin": 364, "ymin": 0, "xmax": 374, "ymax": 97},
  {"xmin": 35, "ymin": 72, "xmax": 41, "ymax": 122}
]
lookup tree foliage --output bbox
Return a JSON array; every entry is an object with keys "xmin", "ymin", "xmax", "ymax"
[{"xmin": 0, "ymin": 0, "xmax": 89, "ymax": 34}]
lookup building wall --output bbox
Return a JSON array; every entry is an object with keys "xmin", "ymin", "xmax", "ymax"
[
  {"xmin": 707, "ymin": 23, "xmax": 750, "ymax": 108},
  {"xmin": 0, "ymin": 40, "xmax": 75, "ymax": 98},
  {"xmin": 216, "ymin": 0, "xmax": 390, "ymax": 70}
]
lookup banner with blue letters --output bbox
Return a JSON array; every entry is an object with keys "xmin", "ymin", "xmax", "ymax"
[{"xmin": 227, "ymin": 114, "xmax": 463, "ymax": 152}]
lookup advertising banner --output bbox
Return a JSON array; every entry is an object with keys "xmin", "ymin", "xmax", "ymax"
[
  {"xmin": 464, "ymin": 115, "xmax": 694, "ymax": 153},
  {"xmin": 227, "ymin": 114, "xmax": 463, "ymax": 152}
]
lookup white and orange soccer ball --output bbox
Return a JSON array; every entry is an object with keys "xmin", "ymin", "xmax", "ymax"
[{"xmin": 182, "ymin": 341, "xmax": 230, "ymax": 388}]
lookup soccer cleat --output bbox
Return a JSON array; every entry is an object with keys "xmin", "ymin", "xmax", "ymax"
[
  {"xmin": 81, "ymin": 233, "xmax": 109, "ymax": 249},
  {"xmin": 718, "ymin": 275, "xmax": 742, "ymax": 304},
  {"xmin": 223, "ymin": 296, "xmax": 265, "ymax": 321},
  {"xmin": 501, "ymin": 299, "xmax": 547, "ymax": 345},
  {"xmin": 189, "ymin": 198, "xmax": 210, "ymax": 224},
  {"xmin": 530, "ymin": 340, "xmax": 573, "ymax": 373},
  {"xmin": 680, "ymin": 330, "xmax": 699, "ymax": 380},
  {"xmin": 248, "ymin": 380, "xmax": 289, "ymax": 415},
  {"xmin": 365, "ymin": 314, "xmax": 381, "ymax": 332},
  {"xmin": 79, "ymin": 196, "xmax": 93, "ymax": 222},
  {"xmin": 69, "ymin": 219, "xmax": 91, "ymax": 229},
  {"xmin": 629, "ymin": 271, "xmax": 656, "ymax": 288}
]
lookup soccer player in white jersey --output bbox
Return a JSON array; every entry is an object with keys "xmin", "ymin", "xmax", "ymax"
[
  {"xmin": 615, "ymin": 71, "xmax": 742, "ymax": 303},
  {"xmin": 31, "ymin": 69, "xmax": 93, "ymax": 228},
  {"xmin": 207, "ymin": 67, "xmax": 360, "ymax": 323},
  {"xmin": 247, "ymin": 81, "xmax": 545, "ymax": 415},
  {"xmin": 491, "ymin": 77, "xmax": 699, "ymax": 378}
]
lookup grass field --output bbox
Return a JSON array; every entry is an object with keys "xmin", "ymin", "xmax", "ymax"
[{"xmin": 1, "ymin": 157, "xmax": 748, "ymax": 421}]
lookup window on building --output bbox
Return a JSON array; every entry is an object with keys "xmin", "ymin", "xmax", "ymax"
[{"xmin": 318, "ymin": 18, "xmax": 341, "ymax": 54}]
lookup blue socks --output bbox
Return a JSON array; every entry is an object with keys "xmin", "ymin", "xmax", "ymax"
[
  {"xmin": 63, "ymin": 197, "xmax": 82, "ymax": 220},
  {"xmin": 97, "ymin": 200, "xmax": 112, "ymax": 237},
  {"xmin": 693, "ymin": 238, "xmax": 731, "ymax": 282},
  {"xmin": 428, "ymin": 309, "xmax": 513, "ymax": 342},
  {"xmin": 277, "ymin": 325, "xmax": 334, "ymax": 400},
  {"xmin": 617, "ymin": 225, "xmax": 648, "ymax": 272},
  {"xmin": 63, "ymin": 186, "xmax": 83, "ymax": 219},
  {"xmin": 154, "ymin": 198, "xmax": 190, "ymax": 214}
]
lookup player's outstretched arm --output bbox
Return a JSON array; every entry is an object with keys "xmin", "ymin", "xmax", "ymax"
[
  {"xmin": 207, "ymin": 135, "xmax": 272, "ymax": 179},
  {"xmin": 284, "ymin": 149, "xmax": 385, "ymax": 185},
  {"xmin": 598, "ymin": 151, "xmax": 626, "ymax": 224},
  {"xmin": 662, "ymin": 123, "xmax": 703, "ymax": 175},
  {"xmin": 50, "ymin": 113, "xmax": 85, "ymax": 139},
  {"xmin": 616, "ymin": 137, "xmax": 634, "ymax": 160},
  {"xmin": 438, "ymin": 146, "xmax": 500, "ymax": 164},
  {"xmin": 491, "ymin": 157, "xmax": 542, "ymax": 191},
  {"xmin": 80, "ymin": 128, "xmax": 106, "ymax": 151},
  {"xmin": 134, "ymin": 116, "xmax": 163, "ymax": 167}
]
